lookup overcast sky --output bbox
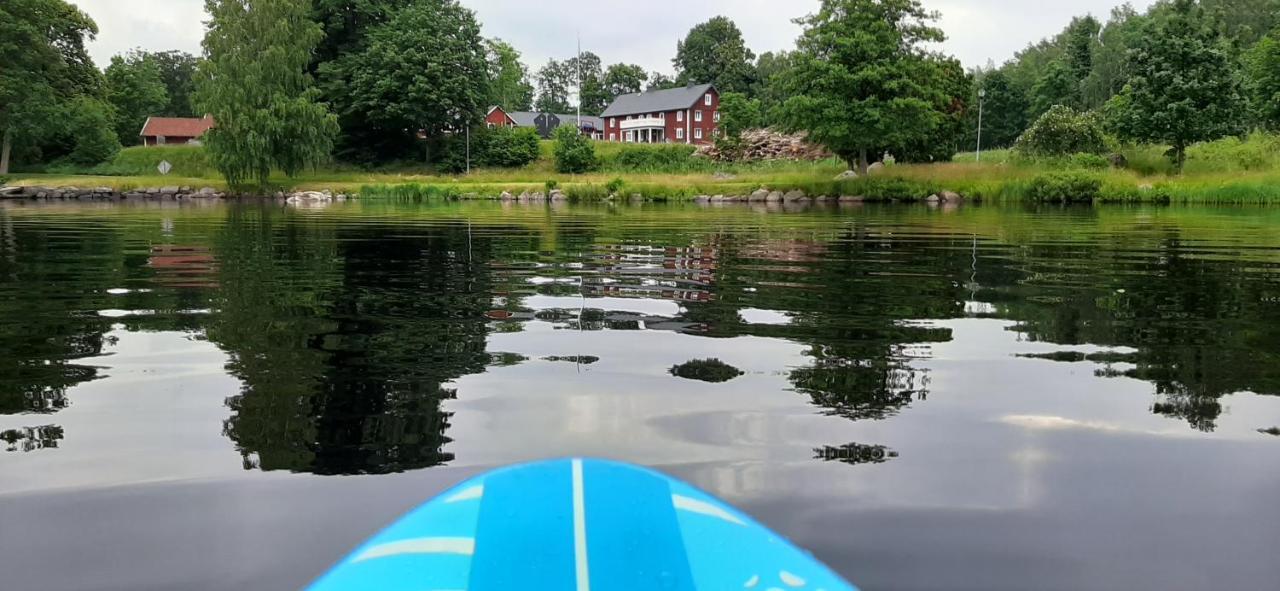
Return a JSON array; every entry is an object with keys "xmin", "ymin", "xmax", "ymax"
[{"xmin": 72, "ymin": 0, "xmax": 1156, "ymax": 73}]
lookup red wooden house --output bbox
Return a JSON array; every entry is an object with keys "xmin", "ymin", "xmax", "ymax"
[
  {"xmin": 139, "ymin": 115, "xmax": 215, "ymax": 146},
  {"xmin": 600, "ymin": 84, "xmax": 719, "ymax": 145}
]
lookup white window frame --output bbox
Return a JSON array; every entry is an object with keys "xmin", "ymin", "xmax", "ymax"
[
  {"xmin": 694, "ymin": 128, "xmax": 703, "ymax": 140},
  {"xmin": 676, "ymin": 111, "xmax": 684, "ymax": 122},
  {"xmin": 625, "ymin": 131, "xmax": 633, "ymax": 142},
  {"xmin": 609, "ymin": 132, "xmax": 617, "ymax": 141},
  {"xmin": 610, "ymin": 118, "xmax": 616, "ymax": 128},
  {"xmin": 695, "ymin": 110, "xmax": 703, "ymax": 123},
  {"xmin": 676, "ymin": 128, "xmax": 685, "ymax": 140},
  {"xmin": 704, "ymin": 93, "xmax": 712, "ymax": 106},
  {"xmin": 713, "ymin": 112, "xmax": 720, "ymax": 122}
]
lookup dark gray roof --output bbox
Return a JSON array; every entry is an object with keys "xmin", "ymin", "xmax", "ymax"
[
  {"xmin": 600, "ymin": 84, "xmax": 714, "ymax": 118},
  {"xmin": 507, "ymin": 111, "xmax": 604, "ymax": 130}
]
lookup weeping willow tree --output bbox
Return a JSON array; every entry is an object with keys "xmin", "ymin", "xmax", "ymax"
[{"xmin": 194, "ymin": 0, "xmax": 338, "ymax": 190}]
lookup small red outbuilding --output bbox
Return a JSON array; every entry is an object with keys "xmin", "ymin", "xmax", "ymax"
[{"xmin": 139, "ymin": 115, "xmax": 215, "ymax": 146}]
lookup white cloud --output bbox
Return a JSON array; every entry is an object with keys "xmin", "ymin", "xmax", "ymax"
[{"xmin": 70, "ymin": 0, "xmax": 1157, "ymax": 73}]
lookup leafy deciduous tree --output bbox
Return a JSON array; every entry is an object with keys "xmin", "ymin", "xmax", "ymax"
[
  {"xmin": 974, "ymin": 70, "xmax": 1029, "ymax": 149},
  {"xmin": 1016, "ymin": 105, "xmax": 1109, "ymax": 157},
  {"xmin": 552, "ymin": 125, "xmax": 596, "ymax": 173},
  {"xmin": 486, "ymin": 39, "xmax": 534, "ymax": 111},
  {"xmin": 195, "ymin": 0, "xmax": 339, "ymax": 188},
  {"xmin": 1105, "ymin": 0, "xmax": 1247, "ymax": 171},
  {"xmin": 0, "ymin": 0, "xmax": 100, "ymax": 174},
  {"xmin": 535, "ymin": 60, "xmax": 574, "ymax": 114},
  {"xmin": 646, "ymin": 72, "xmax": 678, "ymax": 92},
  {"xmin": 339, "ymin": 0, "xmax": 488, "ymax": 165},
  {"xmin": 777, "ymin": 0, "xmax": 950, "ymax": 173},
  {"xmin": 149, "ymin": 50, "xmax": 200, "ymax": 117},
  {"xmin": 1245, "ymin": 27, "xmax": 1280, "ymax": 130},
  {"xmin": 673, "ymin": 16, "xmax": 757, "ymax": 93},
  {"xmin": 603, "ymin": 64, "xmax": 648, "ymax": 100},
  {"xmin": 104, "ymin": 52, "xmax": 169, "ymax": 146}
]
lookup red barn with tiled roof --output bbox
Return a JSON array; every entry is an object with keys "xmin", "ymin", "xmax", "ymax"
[{"xmin": 140, "ymin": 115, "xmax": 215, "ymax": 146}]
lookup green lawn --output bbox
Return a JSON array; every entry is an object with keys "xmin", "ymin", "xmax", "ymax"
[{"xmin": 9, "ymin": 134, "xmax": 1280, "ymax": 204}]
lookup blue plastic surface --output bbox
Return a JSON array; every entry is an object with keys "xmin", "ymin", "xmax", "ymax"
[{"xmin": 306, "ymin": 459, "xmax": 858, "ymax": 591}]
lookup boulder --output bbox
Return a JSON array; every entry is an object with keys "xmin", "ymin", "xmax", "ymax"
[
  {"xmin": 197, "ymin": 187, "xmax": 217, "ymax": 196},
  {"xmin": 782, "ymin": 189, "xmax": 806, "ymax": 202},
  {"xmin": 939, "ymin": 190, "xmax": 962, "ymax": 202},
  {"xmin": 0, "ymin": 186, "xmax": 23, "ymax": 197},
  {"xmin": 835, "ymin": 170, "xmax": 858, "ymax": 181},
  {"xmin": 924, "ymin": 194, "xmax": 941, "ymax": 204},
  {"xmin": 549, "ymin": 189, "xmax": 566, "ymax": 201},
  {"xmin": 160, "ymin": 186, "xmax": 180, "ymax": 195},
  {"xmin": 499, "ymin": 191, "xmax": 514, "ymax": 201},
  {"xmin": 867, "ymin": 162, "xmax": 885, "ymax": 175},
  {"xmin": 748, "ymin": 188, "xmax": 770, "ymax": 202},
  {"xmin": 694, "ymin": 195, "xmax": 711, "ymax": 203},
  {"xmin": 766, "ymin": 191, "xmax": 784, "ymax": 202}
]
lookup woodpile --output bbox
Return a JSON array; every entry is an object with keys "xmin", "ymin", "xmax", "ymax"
[{"xmin": 698, "ymin": 128, "xmax": 832, "ymax": 162}]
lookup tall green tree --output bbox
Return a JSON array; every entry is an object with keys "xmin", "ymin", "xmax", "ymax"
[
  {"xmin": 973, "ymin": 70, "xmax": 1030, "ymax": 149},
  {"xmin": 646, "ymin": 72, "xmax": 678, "ymax": 91},
  {"xmin": 753, "ymin": 50, "xmax": 798, "ymax": 125},
  {"xmin": 1105, "ymin": 0, "xmax": 1247, "ymax": 171},
  {"xmin": 310, "ymin": 0, "xmax": 413, "ymax": 67},
  {"xmin": 535, "ymin": 60, "xmax": 574, "ymax": 113},
  {"xmin": 1082, "ymin": 5, "xmax": 1146, "ymax": 109},
  {"xmin": 339, "ymin": 0, "xmax": 488, "ymax": 164},
  {"xmin": 603, "ymin": 64, "xmax": 648, "ymax": 100},
  {"xmin": 104, "ymin": 52, "xmax": 169, "ymax": 146},
  {"xmin": 149, "ymin": 51, "xmax": 200, "ymax": 117},
  {"xmin": 567, "ymin": 51, "xmax": 607, "ymax": 115},
  {"xmin": 1245, "ymin": 27, "xmax": 1280, "ymax": 129},
  {"xmin": 311, "ymin": 0, "xmax": 413, "ymax": 162},
  {"xmin": 64, "ymin": 97, "xmax": 121, "ymax": 166},
  {"xmin": 673, "ymin": 16, "xmax": 757, "ymax": 93},
  {"xmin": 777, "ymin": 0, "xmax": 950, "ymax": 173},
  {"xmin": 0, "ymin": 0, "xmax": 100, "ymax": 174},
  {"xmin": 486, "ymin": 39, "xmax": 534, "ymax": 111},
  {"xmin": 195, "ymin": 0, "xmax": 338, "ymax": 188}
]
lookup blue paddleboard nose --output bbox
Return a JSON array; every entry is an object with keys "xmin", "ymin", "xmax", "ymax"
[{"xmin": 306, "ymin": 459, "xmax": 858, "ymax": 591}]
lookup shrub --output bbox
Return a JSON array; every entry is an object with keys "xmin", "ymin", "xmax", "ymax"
[
  {"xmin": 605, "ymin": 177, "xmax": 625, "ymax": 194},
  {"xmin": 0, "ymin": 176, "xmax": 8, "ymax": 187},
  {"xmin": 553, "ymin": 126, "xmax": 597, "ymax": 173},
  {"xmin": 1026, "ymin": 172, "xmax": 1102, "ymax": 203},
  {"xmin": 66, "ymin": 97, "xmax": 122, "ymax": 166},
  {"xmin": 608, "ymin": 144, "xmax": 701, "ymax": 171},
  {"xmin": 1016, "ymin": 105, "xmax": 1109, "ymax": 157},
  {"xmin": 544, "ymin": 179, "xmax": 558, "ymax": 192},
  {"xmin": 479, "ymin": 126, "xmax": 540, "ymax": 168},
  {"xmin": 1066, "ymin": 153, "xmax": 1112, "ymax": 170}
]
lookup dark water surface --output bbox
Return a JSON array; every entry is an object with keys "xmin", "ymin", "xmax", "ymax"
[{"xmin": 1, "ymin": 200, "xmax": 1278, "ymax": 591}]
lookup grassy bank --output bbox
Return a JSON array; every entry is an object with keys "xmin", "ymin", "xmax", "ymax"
[{"xmin": 8, "ymin": 134, "xmax": 1280, "ymax": 204}]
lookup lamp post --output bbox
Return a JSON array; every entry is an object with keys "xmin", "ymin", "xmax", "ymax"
[{"xmin": 976, "ymin": 87, "xmax": 986, "ymax": 163}]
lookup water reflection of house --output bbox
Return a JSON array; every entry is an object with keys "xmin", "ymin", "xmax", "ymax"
[
  {"xmin": 586, "ymin": 243, "xmax": 720, "ymax": 303},
  {"xmin": 148, "ymin": 245, "xmax": 218, "ymax": 288}
]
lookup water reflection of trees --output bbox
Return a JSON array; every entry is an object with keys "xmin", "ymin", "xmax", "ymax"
[
  {"xmin": 210, "ymin": 209, "xmax": 533, "ymax": 474},
  {"xmin": 1003, "ymin": 231, "xmax": 1280, "ymax": 431}
]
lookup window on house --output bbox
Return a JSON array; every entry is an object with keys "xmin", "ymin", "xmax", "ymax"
[
  {"xmin": 713, "ymin": 112, "xmax": 720, "ymax": 122},
  {"xmin": 704, "ymin": 93, "xmax": 712, "ymax": 106},
  {"xmin": 610, "ymin": 133, "xmax": 616, "ymax": 141},
  {"xmin": 695, "ymin": 111, "xmax": 703, "ymax": 122},
  {"xmin": 610, "ymin": 118, "xmax": 616, "ymax": 128},
  {"xmin": 695, "ymin": 128, "xmax": 703, "ymax": 140},
  {"xmin": 676, "ymin": 128, "xmax": 685, "ymax": 139},
  {"xmin": 625, "ymin": 131, "xmax": 633, "ymax": 142},
  {"xmin": 677, "ymin": 111, "xmax": 684, "ymax": 122}
]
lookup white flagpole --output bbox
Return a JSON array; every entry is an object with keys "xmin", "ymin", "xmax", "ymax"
[{"xmin": 576, "ymin": 33, "xmax": 582, "ymax": 128}]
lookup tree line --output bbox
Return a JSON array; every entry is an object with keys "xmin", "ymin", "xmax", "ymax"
[
  {"xmin": 972, "ymin": 0, "xmax": 1280, "ymax": 169},
  {"xmin": 6, "ymin": 0, "xmax": 1277, "ymax": 183}
]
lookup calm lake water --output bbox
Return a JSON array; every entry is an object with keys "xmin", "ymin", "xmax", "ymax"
[{"xmin": 1, "ymin": 199, "xmax": 1278, "ymax": 591}]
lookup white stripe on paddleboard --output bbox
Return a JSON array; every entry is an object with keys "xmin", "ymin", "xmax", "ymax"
[
  {"xmin": 672, "ymin": 494, "xmax": 746, "ymax": 526},
  {"xmin": 352, "ymin": 538, "xmax": 475, "ymax": 562},
  {"xmin": 444, "ymin": 485, "xmax": 484, "ymax": 503},
  {"xmin": 572, "ymin": 458, "xmax": 590, "ymax": 591}
]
